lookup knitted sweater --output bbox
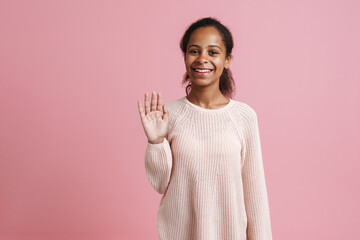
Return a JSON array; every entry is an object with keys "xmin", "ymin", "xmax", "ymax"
[{"xmin": 144, "ymin": 96, "xmax": 272, "ymax": 240}]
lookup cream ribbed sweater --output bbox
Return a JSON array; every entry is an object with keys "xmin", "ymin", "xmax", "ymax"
[{"xmin": 144, "ymin": 96, "xmax": 272, "ymax": 240}]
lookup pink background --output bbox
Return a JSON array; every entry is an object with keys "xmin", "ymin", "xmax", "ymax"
[{"xmin": 1, "ymin": 0, "xmax": 359, "ymax": 239}]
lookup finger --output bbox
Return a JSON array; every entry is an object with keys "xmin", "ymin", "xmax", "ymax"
[
  {"xmin": 151, "ymin": 91, "xmax": 157, "ymax": 112},
  {"xmin": 157, "ymin": 92, "xmax": 163, "ymax": 114},
  {"xmin": 137, "ymin": 100, "xmax": 146, "ymax": 121},
  {"xmin": 162, "ymin": 104, "xmax": 169, "ymax": 122},
  {"xmin": 145, "ymin": 92, "xmax": 150, "ymax": 114}
]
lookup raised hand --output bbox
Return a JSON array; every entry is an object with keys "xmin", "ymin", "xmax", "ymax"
[{"xmin": 138, "ymin": 91, "xmax": 169, "ymax": 144}]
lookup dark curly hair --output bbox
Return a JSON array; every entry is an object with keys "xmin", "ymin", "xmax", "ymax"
[{"xmin": 180, "ymin": 17, "xmax": 236, "ymax": 98}]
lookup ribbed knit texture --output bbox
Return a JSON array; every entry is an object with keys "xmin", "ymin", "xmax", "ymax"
[{"xmin": 144, "ymin": 96, "xmax": 272, "ymax": 240}]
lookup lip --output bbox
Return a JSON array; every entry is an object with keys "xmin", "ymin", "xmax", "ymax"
[
  {"xmin": 191, "ymin": 68, "xmax": 214, "ymax": 76},
  {"xmin": 192, "ymin": 67, "xmax": 214, "ymax": 70}
]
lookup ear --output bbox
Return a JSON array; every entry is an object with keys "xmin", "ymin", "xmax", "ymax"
[{"xmin": 224, "ymin": 55, "xmax": 231, "ymax": 69}]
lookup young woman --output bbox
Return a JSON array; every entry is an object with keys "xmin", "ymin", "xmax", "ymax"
[{"xmin": 137, "ymin": 17, "xmax": 272, "ymax": 240}]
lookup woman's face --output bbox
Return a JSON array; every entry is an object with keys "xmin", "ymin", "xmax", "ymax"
[{"xmin": 184, "ymin": 26, "xmax": 231, "ymax": 88}]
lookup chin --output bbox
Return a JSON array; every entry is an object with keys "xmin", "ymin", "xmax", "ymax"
[{"xmin": 190, "ymin": 78, "xmax": 213, "ymax": 86}]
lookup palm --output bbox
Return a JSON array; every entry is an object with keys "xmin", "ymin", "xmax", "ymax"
[
  {"xmin": 138, "ymin": 91, "xmax": 169, "ymax": 143},
  {"xmin": 142, "ymin": 110, "xmax": 168, "ymax": 141}
]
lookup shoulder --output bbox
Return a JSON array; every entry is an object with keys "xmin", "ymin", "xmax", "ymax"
[
  {"xmin": 229, "ymin": 100, "xmax": 261, "ymax": 138},
  {"xmin": 163, "ymin": 97, "xmax": 188, "ymax": 137},
  {"xmin": 230, "ymin": 99, "xmax": 258, "ymax": 121},
  {"xmin": 163, "ymin": 97, "xmax": 188, "ymax": 122},
  {"xmin": 164, "ymin": 97, "xmax": 185, "ymax": 114},
  {"xmin": 164, "ymin": 97, "xmax": 183, "ymax": 111}
]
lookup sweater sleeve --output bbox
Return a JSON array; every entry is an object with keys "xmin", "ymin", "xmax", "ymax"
[
  {"xmin": 241, "ymin": 107, "xmax": 273, "ymax": 240},
  {"xmin": 144, "ymin": 137, "xmax": 173, "ymax": 194}
]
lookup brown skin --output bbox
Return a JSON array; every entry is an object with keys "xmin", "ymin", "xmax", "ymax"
[
  {"xmin": 137, "ymin": 91, "xmax": 168, "ymax": 144},
  {"xmin": 138, "ymin": 26, "xmax": 232, "ymax": 144},
  {"xmin": 184, "ymin": 26, "xmax": 231, "ymax": 109}
]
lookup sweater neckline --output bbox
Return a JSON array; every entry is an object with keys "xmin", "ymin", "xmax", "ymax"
[{"xmin": 182, "ymin": 96, "xmax": 234, "ymax": 114}]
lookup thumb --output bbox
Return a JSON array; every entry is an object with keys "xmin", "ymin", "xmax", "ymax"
[{"xmin": 162, "ymin": 104, "xmax": 169, "ymax": 121}]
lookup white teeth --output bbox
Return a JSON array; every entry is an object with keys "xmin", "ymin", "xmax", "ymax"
[{"xmin": 194, "ymin": 69, "xmax": 212, "ymax": 72}]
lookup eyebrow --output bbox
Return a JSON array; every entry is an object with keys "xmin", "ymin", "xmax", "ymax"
[{"xmin": 187, "ymin": 44, "xmax": 223, "ymax": 51}]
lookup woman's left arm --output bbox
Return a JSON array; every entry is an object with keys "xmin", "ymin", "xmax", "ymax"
[{"xmin": 241, "ymin": 106, "xmax": 273, "ymax": 240}]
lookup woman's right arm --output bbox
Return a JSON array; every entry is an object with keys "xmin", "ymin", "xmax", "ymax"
[
  {"xmin": 138, "ymin": 91, "xmax": 172, "ymax": 194},
  {"xmin": 144, "ymin": 137, "xmax": 173, "ymax": 194}
]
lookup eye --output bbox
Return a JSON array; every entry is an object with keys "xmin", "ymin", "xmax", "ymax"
[
  {"xmin": 209, "ymin": 50, "xmax": 219, "ymax": 55},
  {"xmin": 188, "ymin": 49, "xmax": 199, "ymax": 54}
]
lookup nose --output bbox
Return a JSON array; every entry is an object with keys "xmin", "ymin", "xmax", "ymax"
[{"xmin": 196, "ymin": 52, "xmax": 208, "ymax": 64}]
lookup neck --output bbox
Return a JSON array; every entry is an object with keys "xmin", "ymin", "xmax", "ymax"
[{"xmin": 186, "ymin": 85, "xmax": 229, "ymax": 108}]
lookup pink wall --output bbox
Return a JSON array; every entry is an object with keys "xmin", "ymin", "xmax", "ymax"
[{"xmin": 1, "ymin": 0, "xmax": 359, "ymax": 239}]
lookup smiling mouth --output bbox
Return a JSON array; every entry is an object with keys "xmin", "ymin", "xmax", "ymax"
[{"xmin": 192, "ymin": 68, "xmax": 214, "ymax": 73}]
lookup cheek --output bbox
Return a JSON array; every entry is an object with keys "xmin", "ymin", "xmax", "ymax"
[
  {"xmin": 185, "ymin": 58, "xmax": 192, "ymax": 68},
  {"xmin": 214, "ymin": 61, "xmax": 225, "ymax": 70}
]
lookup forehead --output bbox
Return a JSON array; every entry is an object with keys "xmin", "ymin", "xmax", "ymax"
[{"xmin": 188, "ymin": 27, "xmax": 224, "ymax": 47}]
